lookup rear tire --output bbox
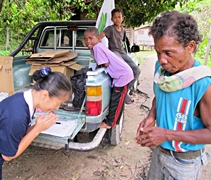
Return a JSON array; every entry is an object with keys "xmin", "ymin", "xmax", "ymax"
[{"xmin": 102, "ymin": 113, "xmax": 124, "ymax": 146}]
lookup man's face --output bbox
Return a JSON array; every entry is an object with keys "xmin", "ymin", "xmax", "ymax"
[
  {"xmin": 154, "ymin": 35, "xmax": 194, "ymax": 74},
  {"xmin": 111, "ymin": 12, "xmax": 124, "ymax": 26},
  {"xmin": 84, "ymin": 32, "xmax": 100, "ymax": 49}
]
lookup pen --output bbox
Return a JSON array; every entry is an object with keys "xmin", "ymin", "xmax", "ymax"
[{"xmin": 56, "ymin": 122, "xmax": 61, "ymax": 124}]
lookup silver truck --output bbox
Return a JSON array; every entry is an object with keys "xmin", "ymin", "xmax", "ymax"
[{"xmin": 10, "ymin": 20, "xmax": 125, "ymax": 151}]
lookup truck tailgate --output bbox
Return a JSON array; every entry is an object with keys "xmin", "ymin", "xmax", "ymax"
[
  {"xmin": 31, "ymin": 109, "xmax": 85, "ymax": 149},
  {"xmin": 31, "ymin": 109, "xmax": 107, "ymax": 151}
]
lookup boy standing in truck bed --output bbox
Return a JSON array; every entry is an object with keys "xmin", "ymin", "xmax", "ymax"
[
  {"xmin": 100, "ymin": 8, "xmax": 141, "ymax": 104},
  {"xmin": 84, "ymin": 27, "xmax": 134, "ymax": 129}
]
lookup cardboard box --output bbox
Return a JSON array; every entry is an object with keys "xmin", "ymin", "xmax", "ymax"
[
  {"xmin": 29, "ymin": 63, "xmax": 84, "ymax": 79},
  {"xmin": 25, "ymin": 52, "xmax": 78, "ymax": 63},
  {"xmin": 29, "ymin": 50, "xmax": 70, "ymax": 59},
  {"xmin": 0, "ymin": 56, "xmax": 14, "ymax": 96}
]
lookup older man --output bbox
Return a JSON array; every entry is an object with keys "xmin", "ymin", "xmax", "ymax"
[{"xmin": 136, "ymin": 10, "xmax": 211, "ymax": 180}]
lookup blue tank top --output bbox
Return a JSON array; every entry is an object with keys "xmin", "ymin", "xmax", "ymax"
[{"xmin": 154, "ymin": 60, "xmax": 211, "ymax": 152}]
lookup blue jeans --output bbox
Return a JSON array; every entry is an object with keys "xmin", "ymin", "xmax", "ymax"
[
  {"xmin": 147, "ymin": 146, "xmax": 210, "ymax": 180},
  {"xmin": 113, "ymin": 51, "xmax": 141, "ymax": 91}
]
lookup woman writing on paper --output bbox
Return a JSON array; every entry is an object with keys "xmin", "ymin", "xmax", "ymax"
[{"xmin": 0, "ymin": 67, "xmax": 71, "ymax": 180}]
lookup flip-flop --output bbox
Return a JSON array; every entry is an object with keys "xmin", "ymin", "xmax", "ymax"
[{"xmin": 125, "ymin": 99, "xmax": 135, "ymax": 104}]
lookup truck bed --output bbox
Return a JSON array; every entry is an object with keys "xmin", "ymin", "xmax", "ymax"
[{"xmin": 10, "ymin": 20, "xmax": 113, "ymax": 151}]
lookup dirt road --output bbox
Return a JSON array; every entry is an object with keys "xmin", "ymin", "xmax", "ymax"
[
  {"xmin": 2, "ymin": 95, "xmax": 152, "ymax": 180},
  {"xmin": 2, "ymin": 55, "xmax": 155, "ymax": 180},
  {"xmin": 2, "ymin": 54, "xmax": 211, "ymax": 180}
]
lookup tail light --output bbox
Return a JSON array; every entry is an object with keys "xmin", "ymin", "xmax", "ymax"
[{"xmin": 86, "ymin": 86, "xmax": 102, "ymax": 116}]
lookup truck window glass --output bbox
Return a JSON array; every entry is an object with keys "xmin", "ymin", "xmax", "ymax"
[
  {"xmin": 61, "ymin": 29, "xmax": 72, "ymax": 47},
  {"xmin": 76, "ymin": 30, "xmax": 86, "ymax": 47},
  {"xmin": 40, "ymin": 28, "xmax": 86, "ymax": 48},
  {"xmin": 41, "ymin": 30, "xmax": 60, "ymax": 47}
]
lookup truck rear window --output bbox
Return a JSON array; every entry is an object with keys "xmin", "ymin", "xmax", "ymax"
[{"xmin": 40, "ymin": 28, "xmax": 86, "ymax": 48}]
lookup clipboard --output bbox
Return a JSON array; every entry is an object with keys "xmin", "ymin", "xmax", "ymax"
[{"xmin": 41, "ymin": 120, "xmax": 77, "ymax": 137}]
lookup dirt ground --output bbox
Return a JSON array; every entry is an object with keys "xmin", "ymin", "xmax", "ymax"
[
  {"xmin": 2, "ymin": 55, "xmax": 154, "ymax": 180},
  {"xmin": 2, "ymin": 55, "xmax": 211, "ymax": 180},
  {"xmin": 2, "ymin": 92, "xmax": 152, "ymax": 180}
]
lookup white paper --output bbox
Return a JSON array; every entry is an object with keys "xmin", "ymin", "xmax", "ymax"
[{"xmin": 41, "ymin": 120, "xmax": 77, "ymax": 137}]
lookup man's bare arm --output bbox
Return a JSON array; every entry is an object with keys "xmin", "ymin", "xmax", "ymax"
[{"xmin": 99, "ymin": 31, "xmax": 106, "ymax": 39}]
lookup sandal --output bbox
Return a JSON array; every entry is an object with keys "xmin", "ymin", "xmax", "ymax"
[
  {"xmin": 125, "ymin": 95, "xmax": 135, "ymax": 104},
  {"xmin": 125, "ymin": 99, "xmax": 135, "ymax": 104}
]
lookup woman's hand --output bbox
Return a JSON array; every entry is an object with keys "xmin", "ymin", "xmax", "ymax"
[{"xmin": 34, "ymin": 114, "xmax": 58, "ymax": 133}]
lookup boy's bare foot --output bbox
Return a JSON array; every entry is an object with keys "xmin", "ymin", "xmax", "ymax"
[
  {"xmin": 125, "ymin": 95, "xmax": 135, "ymax": 104},
  {"xmin": 100, "ymin": 122, "xmax": 111, "ymax": 129}
]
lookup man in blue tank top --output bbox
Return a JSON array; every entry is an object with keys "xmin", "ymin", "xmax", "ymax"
[{"xmin": 135, "ymin": 10, "xmax": 211, "ymax": 180}]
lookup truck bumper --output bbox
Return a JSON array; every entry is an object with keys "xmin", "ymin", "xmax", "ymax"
[
  {"xmin": 31, "ymin": 128, "xmax": 107, "ymax": 151},
  {"xmin": 68, "ymin": 128, "xmax": 107, "ymax": 151}
]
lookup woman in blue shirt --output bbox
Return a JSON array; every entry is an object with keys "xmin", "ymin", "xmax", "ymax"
[{"xmin": 0, "ymin": 67, "xmax": 71, "ymax": 179}]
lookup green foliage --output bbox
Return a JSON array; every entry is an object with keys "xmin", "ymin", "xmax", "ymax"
[
  {"xmin": 0, "ymin": 0, "xmax": 103, "ymax": 52},
  {"xmin": 0, "ymin": 0, "xmax": 190, "ymax": 37},
  {"xmin": 179, "ymin": 0, "xmax": 202, "ymax": 13},
  {"xmin": 0, "ymin": 50, "xmax": 9, "ymax": 56},
  {"xmin": 0, "ymin": 0, "xmax": 210, "ymax": 56},
  {"xmin": 194, "ymin": 38, "xmax": 211, "ymax": 66},
  {"xmin": 116, "ymin": 0, "xmax": 189, "ymax": 27},
  {"xmin": 195, "ymin": 38, "xmax": 208, "ymax": 60},
  {"xmin": 176, "ymin": 0, "xmax": 211, "ymax": 66},
  {"xmin": 1, "ymin": 0, "xmax": 50, "ymax": 44}
]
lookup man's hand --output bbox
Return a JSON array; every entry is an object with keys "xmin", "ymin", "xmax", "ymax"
[
  {"xmin": 137, "ymin": 126, "xmax": 167, "ymax": 147},
  {"xmin": 135, "ymin": 116, "xmax": 155, "ymax": 144}
]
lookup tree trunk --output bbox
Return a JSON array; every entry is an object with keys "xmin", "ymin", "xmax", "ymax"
[
  {"xmin": 6, "ymin": 27, "xmax": 9, "ymax": 51},
  {"xmin": 0, "ymin": 0, "xmax": 4, "ymax": 13}
]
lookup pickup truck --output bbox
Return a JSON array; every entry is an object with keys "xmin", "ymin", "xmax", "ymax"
[{"xmin": 9, "ymin": 20, "xmax": 127, "ymax": 151}]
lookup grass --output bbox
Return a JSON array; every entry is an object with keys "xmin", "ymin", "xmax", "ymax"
[
  {"xmin": 0, "ymin": 36, "xmax": 23, "ymax": 56},
  {"xmin": 0, "ymin": 44, "xmax": 12, "ymax": 56},
  {"xmin": 194, "ymin": 54, "xmax": 211, "ymax": 67},
  {"xmin": 134, "ymin": 50, "xmax": 156, "ymax": 64},
  {"xmin": 0, "ymin": 50, "xmax": 10, "ymax": 56},
  {"xmin": 0, "ymin": 44, "xmax": 9, "ymax": 55},
  {"xmin": 134, "ymin": 50, "xmax": 211, "ymax": 68}
]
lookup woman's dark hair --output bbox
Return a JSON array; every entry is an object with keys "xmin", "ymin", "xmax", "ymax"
[
  {"xmin": 32, "ymin": 68, "xmax": 71, "ymax": 98},
  {"xmin": 84, "ymin": 27, "xmax": 99, "ymax": 37},
  {"xmin": 111, "ymin": 8, "xmax": 123, "ymax": 17},
  {"xmin": 149, "ymin": 10, "xmax": 202, "ymax": 52}
]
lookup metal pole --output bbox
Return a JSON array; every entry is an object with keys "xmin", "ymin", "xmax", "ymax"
[{"xmin": 204, "ymin": 24, "xmax": 211, "ymax": 65}]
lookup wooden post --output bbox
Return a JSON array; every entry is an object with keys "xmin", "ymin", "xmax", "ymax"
[{"xmin": 204, "ymin": 25, "xmax": 211, "ymax": 65}]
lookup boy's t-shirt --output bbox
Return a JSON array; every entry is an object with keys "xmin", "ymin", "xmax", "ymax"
[
  {"xmin": 103, "ymin": 25, "xmax": 126, "ymax": 54},
  {"xmin": 92, "ymin": 43, "xmax": 134, "ymax": 87}
]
